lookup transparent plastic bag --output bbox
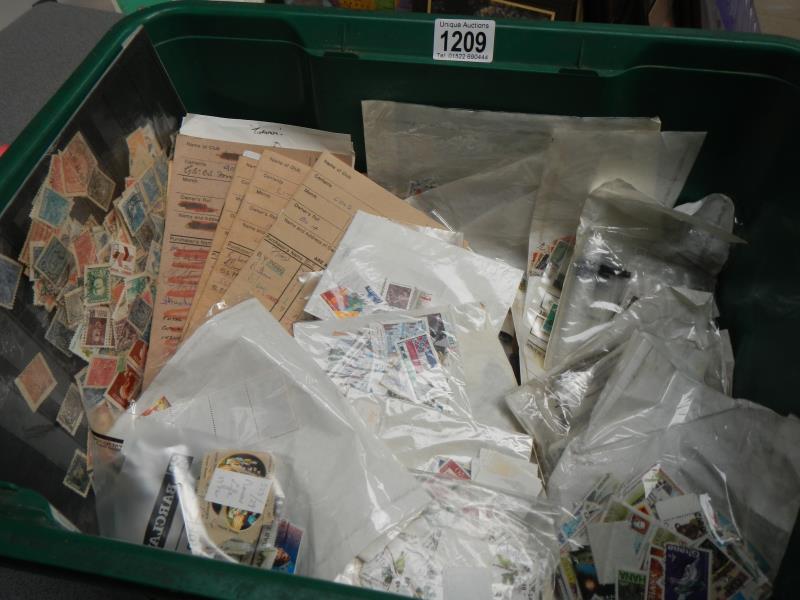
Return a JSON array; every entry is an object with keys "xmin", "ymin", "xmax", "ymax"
[
  {"xmin": 339, "ymin": 472, "xmax": 561, "ymax": 600},
  {"xmin": 408, "ymin": 156, "xmax": 545, "ymax": 271},
  {"xmin": 294, "ymin": 304, "xmax": 473, "ymax": 417},
  {"xmin": 97, "ymin": 299, "xmax": 430, "ymax": 580},
  {"xmin": 521, "ymin": 130, "xmax": 706, "ymax": 378},
  {"xmin": 507, "ymin": 287, "xmax": 729, "ymax": 482},
  {"xmin": 294, "ymin": 302, "xmax": 520, "ymax": 433},
  {"xmin": 293, "ymin": 304, "xmax": 533, "ymax": 474},
  {"xmin": 548, "ymin": 330, "xmax": 800, "ymax": 586},
  {"xmin": 544, "ymin": 180, "xmax": 742, "ymax": 370},
  {"xmin": 303, "ymin": 211, "xmax": 523, "ymax": 332},
  {"xmin": 362, "ymin": 100, "xmax": 661, "ymax": 197}
]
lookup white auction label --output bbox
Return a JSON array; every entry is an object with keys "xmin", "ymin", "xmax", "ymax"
[
  {"xmin": 205, "ymin": 468, "xmax": 272, "ymax": 513},
  {"xmin": 433, "ymin": 19, "xmax": 495, "ymax": 64}
]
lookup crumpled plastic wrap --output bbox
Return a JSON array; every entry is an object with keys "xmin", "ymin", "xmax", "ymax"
[
  {"xmin": 362, "ymin": 100, "xmax": 661, "ymax": 197},
  {"xmin": 95, "ymin": 299, "xmax": 430, "ymax": 581},
  {"xmin": 293, "ymin": 304, "xmax": 532, "ymax": 475},
  {"xmin": 408, "ymin": 156, "xmax": 545, "ymax": 271},
  {"xmin": 521, "ymin": 128, "xmax": 707, "ymax": 378},
  {"xmin": 303, "ymin": 211, "xmax": 523, "ymax": 333},
  {"xmin": 544, "ymin": 180, "xmax": 742, "ymax": 370},
  {"xmin": 548, "ymin": 330, "xmax": 800, "ymax": 586},
  {"xmin": 507, "ymin": 286, "xmax": 732, "ymax": 481},
  {"xmin": 339, "ymin": 473, "xmax": 560, "ymax": 600}
]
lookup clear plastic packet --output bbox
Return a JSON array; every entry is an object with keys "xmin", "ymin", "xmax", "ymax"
[
  {"xmin": 338, "ymin": 472, "xmax": 560, "ymax": 600},
  {"xmin": 294, "ymin": 304, "xmax": 473, "ymax": 417},
  {"xmin": 543, "ymin": 180, "xmax": 742, "ymax": 370},
  {"xmin": 507, "ymin": 286, "xmax": 729, "ymax": 481},
  {"xmin": 304, "ymin": 211, "xmax": 523, "ymax": 332},
  {"xmin": 521, "ymin": 129, "xmax": 706, "ymax": 378},
  {"xmin": 96, "ymin": 299, "xmax": 430, "ymax": 580},
  {"xmin": 295, "ymin": 302, "xmax": 520, "ymax": 433},
  {"xmin": 362, "ymin": 100, "xmax": 661, "ymax": 197},
  {"xmin": 548, "ymin": 330, "xmax": 800, "ymax": 584},
  {"xmin": 408, "ymin": 156, "xmax": 545, "ymax": 271},
  {"xmin": 293, "ymin": 304, "xmax": 532, "ymax": 474}
]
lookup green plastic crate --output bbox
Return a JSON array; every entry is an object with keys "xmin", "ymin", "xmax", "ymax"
[{"xmin": 1, "ymin": 1, "xmax": 799, "ymax": 597}]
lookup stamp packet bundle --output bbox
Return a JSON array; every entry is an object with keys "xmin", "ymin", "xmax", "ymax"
[
  {"xmin": 553, "ymin": 466, "xmax": 773, "ymax": 600},
  {"xmin": 190, "ymin": 449, "xmax": 291, "ymax": 569}
]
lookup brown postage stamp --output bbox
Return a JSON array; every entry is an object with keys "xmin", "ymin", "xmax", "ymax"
[
  {"xmin": 56, "ymin": 383, "xmax": 84, "ymax": 436},
  {"xmin": 14, "ymin": 352, "xmax": 57, "ymax": 412}
]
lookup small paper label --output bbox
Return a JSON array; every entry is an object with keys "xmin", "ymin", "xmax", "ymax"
[
  {"xmin": 433, "ymin": 19, "xmax": 495, "ymax": 63},
  {"xmin": 204, "ymin": 468, "xmax": 272, "ymax": 513}
]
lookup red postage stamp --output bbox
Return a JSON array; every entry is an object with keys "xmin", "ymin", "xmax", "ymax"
[
  {"xmin": 85, "ymin": 355, "xmax": 119, "ymax": 388},
  {"xmin": 61, "ymin": 132, "xmax": 97, "ymax": 197},
  {"xmin": 105, "ymin": 365, "xmax": 141, "ymax": 411},
  {"xmin": 14, "ymin": 352, "xmax": 57, "ymax": 412},
  {"xmin": 82, "ymin": 306, "xmax": 113, "ymax": 348}
]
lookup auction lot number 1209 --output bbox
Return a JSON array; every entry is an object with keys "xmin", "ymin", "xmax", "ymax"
[{"xmin": 433, "ymin": 19, "xmax": 496, "ymax": 63}]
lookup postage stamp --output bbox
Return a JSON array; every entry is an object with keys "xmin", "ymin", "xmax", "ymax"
[
  {"xmin": 320, "ymin": 286, "xmax": 364, "ymax": 318},
  {"xmin": 63, "ymin": 449, "xmax": 91, "ymax": 497},
  {"xmin": 86, "ymin": 165, "xmax": 116, "ymax": 211},
  {"xmin": 81, "ymin": 386, "xmax": 107, "ymax": 413},
  {"xmin": 140, "ymin": 395, "xmax": 170, "ymax": 417},
  {"xmin": 14, "ymin": 352, "xmax": 57, "ymax": 412},
  {"xmin": 45, "ymin": 309, "xmax": 75, "ymax": 357},
  {"xmin": 56, "ymin": 383, "xmax": 84, "ymax": 436},
  {"xmin": 398, "ymin": 333, "xmax": 439, "ymax": 373},
  {"xmin": 48, "ymin": 153, "xmax": 66, "ymax": 194},
  {"xmin": 126, "ymin": 127, "xmax": 157, "ymax": 178},
  {"xmin": 34, "ymin": 236, "xmax": 72, "ymax": 286},
  {"xmin": 125, "ymin": 273, "xmax": 149, "ymax": 302},
  {"xmin": 154, "ymin": 152, "xmax": 169, "ymax": 190},
  {"xmin": 0, "ymin": 253, "xmax": 23, "ymax": 309},
  {"xmin": 145, "ymin": 240, "xmax": 161, "ymax": 276},
  {"xmin": 382, "ymin": 281, "xmax": 414, "ymax": 310},
  {"xmin": 34, "ymin": 187, "xmax": 73, "ymax": 228},
  {"xmin": 110, "ymin": 276, "xmax": 126, "ymax": 309},
  {"xmin": 113, "ymin": 319, "xmax": 139, "ymax": 352},
  {"xmin": 109, "ymin": 240, "xmax": 136, "ymax": 277},
  {"xmin": 105, "ymin": 364, "xmax": 141, "ymax": 411},
  {"xmin": 62, "ymin": 132, "xmax": 97, "ymax": 196},
  {"xmin": 127, "ymin": 295, "xmax": 153, "ymax": 336},
  {"xmin": 127, "ymin": 338, "xmax": 148, "ymax": 373},
  {"xmin": 63, "ymin": 287, "xmax": 84, "ymax": 327},
  {"xmin": 664, "ymin": 543, "xmax": 711, "ymax": 600},
  {"xmin": 133, "ymin": 216, "xmax": 155, "ymax": 249},
  {"xmin": 70, "ymin": 229, "xmax": 96, "ymax": 277},
  {"xmin": 84, "ymin": 264, "xmax": 111, "ymax": 306},
  {"xmin": 272, "ymin": 520, "xmax": 303, "ymax": 575},
  {"xmin": 616, "ymin": 569, "xmax": 646, "ymax": 600},
  {"xmin": 438, "ymin": 458, "xmax": 470, "ymax": 480},
  {"xmin": 118, "ymin": 187, "xmax": 147, "ymax": 234},
  {"xmin": 86, "ymin": 354, "xmax": 118, "ymax": 388},
  {"xmin": 82, "ymin": 306, "xmax": 113, "ymax": 348},
  {"xmin": 138, "ymin": 166, "xmax": 162, "ymax": 208},
  {"xmin": 74, "ymin": 365, "xmax": 88, "ymax": 389}
]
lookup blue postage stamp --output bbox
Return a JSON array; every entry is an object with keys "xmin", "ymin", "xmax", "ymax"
[
  {"xmin": 38, "ymin": 187, "xmax": 72, "ymax": 228},
  {"xmin": 121, "ymin": 188, "xmax": 147, "ymax": 233},
  {"xmin": 665, "ymin": 543, "xmax": 711, "ymax": 600},
  {"xmin": 272, "ymin": 519, "xmax": 303, "ymax": 574},
  {"xmin": 0, "ymin": 253, "xmax": 23, "ymax": 309},
  {"xmin": 139, "ymin": 166, "xmax": 161, "ymax": 208},
  {"xmin": 35, "ymin": 237, "xmax": 72, "ymax": 286}
]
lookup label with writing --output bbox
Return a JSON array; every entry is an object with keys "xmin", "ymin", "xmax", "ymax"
[
  {"xmin": 205, "ymin": 468, "xmax": 272, "ymax": 513},
  {"xmin": 433, "ymin": 19, "xmax": 495, "ymax": 63}
]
